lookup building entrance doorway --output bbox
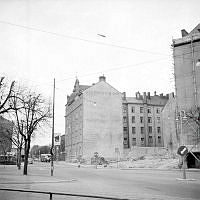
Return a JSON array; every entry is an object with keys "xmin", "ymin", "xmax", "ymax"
[{"xmin": 187, "ymin": 152, "xmax": 200, "ymax": 168}]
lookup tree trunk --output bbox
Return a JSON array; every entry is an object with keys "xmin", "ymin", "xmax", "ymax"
[
  {"xmin": 17, "ymin": 147, "xmax": 22, "ymax": 170},
  {"xmin": 23, "ymin": 139, "xmax": 30, "ymax": 175}
]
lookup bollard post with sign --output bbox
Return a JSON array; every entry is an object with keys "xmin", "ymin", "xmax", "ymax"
[{"xmin": 177, "ymin": 145, "xmax": 188, "ymax": 179}]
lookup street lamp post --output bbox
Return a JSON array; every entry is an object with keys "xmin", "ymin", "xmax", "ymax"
[{"xmin": 51, "ymin": 78, "xmax": 55, "ymax": 176}]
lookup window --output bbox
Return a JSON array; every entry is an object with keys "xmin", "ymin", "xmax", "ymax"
[
  {"xmin": 158, "ymin": 136, "xmax": 161, "ymax": 143},
  {"xmin": 157, "ymin": 117, "xmax": 160, "ymax": 123},
  {"xmin": 123, "ymin": 127, "xmax": 127, "ymax": 132},
  {"xmin": 148, "ymin": 117, "xmax": 152, "ymax": 123},
  {"xmin": 131, "ymin": 106, "xmax": 135, "ymax": 113},
  {"xmin": 132, "ymin": 138, "xmax": 136, "ymax": 145},
  {"xmin": 141, "ymin": 138, "xmax": 145, "ymax": 145},
  {"xmin": 141, "ymin": 127, "xmax": 144, "ymax": 134},
  {"xmin": 123, "ymin": 116, "xmax": 127, "ymax": 123},
  {"xmin": 124, "ymin": 138, "xmax": 128, "ymax": 145},
  {"xmin": 132, "ymin": 127, "xmax": 136, "ymax": 134},
  {"xmin": 157, "ymin": 127, "xmax": 161, "ymax": 133},
  {"xmin": 147, "ymin": 108, "xmax": 151, "ymax": 113},
  {"xmin": 148, "ymin": 126, "xmax": 152, "ymax": 133},
  {"xmin": 148, "ymin": 136, "xmax": 153, "ymax": 143},
  {"xmin": 140, "ymin": 116, "xmax": 143, "ymax": 123},
  {"xmin": 132, "ymin": 116, "xmax": 135, "ymax": 123},
  {"xmin": 140, "ymin": 107, "xmax": 144, "ymax": 113},
  {"xmin": 156, "ymin": 108, "xmax": 160, "ymax": 114}
]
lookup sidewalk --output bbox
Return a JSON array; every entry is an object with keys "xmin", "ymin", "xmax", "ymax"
[{"xmin": 0, "ymin": 165, "xmax": 75, "ymax": 185}]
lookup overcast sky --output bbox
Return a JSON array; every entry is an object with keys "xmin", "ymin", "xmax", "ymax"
[{"xmin": 0, "ymin": 0, "xmax": 199, "ymax": 146}]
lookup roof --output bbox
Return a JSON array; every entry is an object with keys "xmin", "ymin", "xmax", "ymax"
[
  {"xmin": 66, "ymin": 79, "xmax": 91, "ymax": 106},
  {"xmin": 173, "ymin": 23, "xmax": 200, "ymax": 46},
  {"xmin": 79, "ymin": 85, "xmax": 91, "ymax": 92},
  {"xmin": 126, "ymin": 97, "xmax": 143, "ymax": 104},
  {"xmin": 125, "ymin": 95, "xmax": 168, "ymax": 106},
  {"xmin": 189, "ymin": 23, "xmax": 200, "ymax": 35}
]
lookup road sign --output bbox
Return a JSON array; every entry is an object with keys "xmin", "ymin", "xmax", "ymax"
[{"xmin": 177, "ymin": 146, "xmax": 188, "ymax": 156}]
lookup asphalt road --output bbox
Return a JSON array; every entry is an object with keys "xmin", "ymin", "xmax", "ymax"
[{"xmin": 0, "ymin": 162, "xmax": 200, "ymax": 200}]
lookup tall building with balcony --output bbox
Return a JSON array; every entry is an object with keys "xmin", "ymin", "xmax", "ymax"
[
  {"xmin": 172, "ymin": 24, "xmax": 200, "ymax": 146},
  {"xmin": 122, "ymin": 92, "xmax": 168, "ymax": 149},
  {"xmin": 65, "ymin": 76, "xmax": 123, "ymax": 161}
]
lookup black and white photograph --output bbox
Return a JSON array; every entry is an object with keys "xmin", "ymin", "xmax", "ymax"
[{"xmin": 0, "ymin": 0, "xmax": 200, "ymax": 199}]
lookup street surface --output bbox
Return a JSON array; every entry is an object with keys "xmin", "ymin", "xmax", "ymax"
[{"xmin": 0, "ymin": 162, "xmax": 200, "ymax": 200}]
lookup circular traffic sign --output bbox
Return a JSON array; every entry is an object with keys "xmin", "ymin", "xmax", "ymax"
[{"xmin": 177, "ymin": 146, "xmax": 188, "ymax": 156}]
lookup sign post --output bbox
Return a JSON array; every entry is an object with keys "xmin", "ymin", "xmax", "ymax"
[
  {"xmin": 94, "ymin": 152, "xmax": 99, "ymax": 169},
  {"xmin": 177, "ymin": 146, "xmax": 188, "ymax": 179},
  {"xmin": 115, "ymin": 148, "xmax": 120, "ymax": 168}
]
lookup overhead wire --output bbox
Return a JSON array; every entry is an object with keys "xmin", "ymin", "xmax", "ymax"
[
  {"xmin": 1, "ymin": 20, "xmax": 199, "ymax": 62},
  {"xmin": 1, "ymin": 20, "xmax": 199, "ymax": 59},
  {"xmin": 0, "ymin": 20, "xmax": 169, "ymax": 56},
  {"xmin": 0, "ymin": 20, "xmax": 199, "ymax": 91}
]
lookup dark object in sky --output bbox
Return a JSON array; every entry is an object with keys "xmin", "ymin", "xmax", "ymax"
[{"xmin": 97, "ymin": 34, "xmax": 106, "ymax": 37}]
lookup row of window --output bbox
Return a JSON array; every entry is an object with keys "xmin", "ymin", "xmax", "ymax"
[
  {"xmin": 129, "ymin": 106, "xmax": 160, "ymax": 114},
  {"xmin": 123, "ymin": 116, "xmax": 161, "ymax": 124},
  {"xmin": 130, "ymin": 116, "xmax": 160, "ymax": 123},
  {"xmin": 132, "ymin": 136, "xmax": 162, "ymax": 145},
  {"xmin": 124, "ymin": 126, "xmax": 161, "ymax": 134},
  {"xmin": 133, "ymin": 126, "xmax": 161, "ymax": 134}
]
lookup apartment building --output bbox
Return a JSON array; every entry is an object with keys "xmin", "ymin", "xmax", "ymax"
[
  {"xmin": 172, "ymin": 23, "xmax": 200, "ymax": 110},
  {"xmin": 65, "ymin": 76, "xmax": 123, "ymax": 161},
  {"xmin": 171, "ymin": 24, "xmax": 200, "ymax": 146},
  {"xmin": 0, "ymin": 116, "xmax": 13, "ymax": 155},
  {"xmin": 122, "ymin": 91, "xmax": 168, "ymax": 149}
]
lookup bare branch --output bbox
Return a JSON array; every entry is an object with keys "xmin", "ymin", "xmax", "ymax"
[{"xmin": 0, "ymin": 78, "xmax": 15, "ymax": 114}]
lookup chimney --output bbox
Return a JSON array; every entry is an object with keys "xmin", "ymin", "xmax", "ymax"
[
  {"xmin": 147, "ymin": 92, "xmax": 150, "ymax": 99},
  {"xmin": 143, "ymin": 92, "xmax": 147, "ymax": 100},
  {"xmin": 136, "ymin": 91, "xmax": 140, "ymax": 99},
  {"xmin": 122, "ymin": 92, "xmax": 126, "ymax": 100},
  {"xmin": 181, "ymin": 29, "xmax": 188, "ymax": 37},
  {"xmin": 99, "ymin": 75, "xmax": 106, "ymax": 82}
]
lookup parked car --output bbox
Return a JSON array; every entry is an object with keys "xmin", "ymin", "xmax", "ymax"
[
  {"xmin": 40, "ymin": 154, "xmax": 51, "ymax": 162},
  {"xmin": 28, "ymin": 158, "xmax": 33, "ymax": 164}
]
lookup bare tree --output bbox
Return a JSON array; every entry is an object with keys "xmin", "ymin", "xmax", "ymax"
[
  {"xmin": 11, "ymin": 87, "xmax": 51, "ymax": 175},
  {"xmin": 1, "ymin": 124, "xmax": 24, "ymax": 170},
  {"xmin": 186, "ymin": 107, "xmax": 200, "ymax": 144},
  {"xmin": 0, "ymin": 77, "xmax": 15, "ymax": 114}
]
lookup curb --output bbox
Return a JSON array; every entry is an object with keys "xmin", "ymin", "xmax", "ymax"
[
  {"xmin": 120, "ymin": 168, "xmax": 200, "ymax": 172},
  {"xmin": 0, "ymin": 179, "xmax": 76, "ymax": 185}
]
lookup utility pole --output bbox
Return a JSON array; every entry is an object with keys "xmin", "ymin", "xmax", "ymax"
[{"xmin": 51, "ymin": 78, "xmax": 55, "ymax": 176}]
